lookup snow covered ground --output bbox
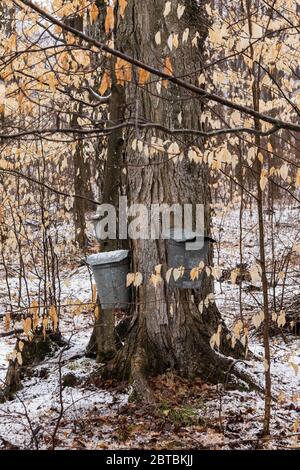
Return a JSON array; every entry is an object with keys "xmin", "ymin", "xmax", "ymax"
[{"xmin": 0, "ymin": 204, "xmax": 300, "ymax": 449}]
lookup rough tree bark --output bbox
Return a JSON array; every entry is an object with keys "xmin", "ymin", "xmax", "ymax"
[{"xmin": 91, "ymin": 0, "xmax": 258, "ymax": 399}]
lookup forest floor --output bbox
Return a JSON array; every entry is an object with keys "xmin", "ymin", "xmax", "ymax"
[{"xmin": 0, "ymin": 202, "xmax": 300, "ymax": 450}]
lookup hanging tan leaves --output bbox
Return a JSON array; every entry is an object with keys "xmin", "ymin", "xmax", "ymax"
[
  {"xmin": 0, "ymin": 204, "xmax": 4, "ymax": 225},
  {"xmin": 30, "ymin": 300, "xmax": 40, "ymax": 331},
  {"xmin": 150, "ymin": 270, "xmax": 162, "ymax": 287},
  {"xmin": 89, "ymin": 3, "xmax": 99, "ymax": 23},
  {"xmin": 126, "ymin": 273, "xmax": 135, "ymax": 287},
  {"xmin": 47, "ymin": 71, "xmax": 57, "ymax": 93},
  {"xmin": 279, "ymin": 164, "xmax": 289, "ymax": 181},
  {"xmin": 252, "ymin": 310, "xmax": 264, "ymax": 329},
  {"xmin": 138, "ymin": 67, "xmax": 150, "ymax": 86},
  {"xmin": 49, "ymin": 305, "xmax": 58, "ymax": 332},
  {"xmin": 16, "ymin": 352, "xmax": 23, "ymax": 366},
  {"xmin": 211, "ymin": 265, "xmax": 222, "ymax": 280},
  {"xmin": 115, "ymin": 58, "xmax": 132, "ymax": 86},
  {"xmin": 105, "ymin": 5, "xmax": 115, "ymax": 33},
  {"xmin": 0, "ymin": 81, "xmax": 5, "ymax": 113},
  {"xmin": 289, "ymin": 361, "xmax": 299, "ymax": 376},
  {"xmin": 94, "ymin": 304, "xmax": 101, "ymax": 320},
  {"xmin": 173, "ymin": 266, "xmax": 185, "ymax": 281},
  {"xmin": 166, "ymin": 268, "xmax": 173, "ymax": 284},
  {"xmin": 92, "ymin": 284, "xmax": 97, "ymax": 302},
  {"xmin": 295, "ymin": 169, "xmax": 300, "ymax": 188},
  {"xmin": 155, "ymin": 31, "xmax": 161, "ymax": 45},
  {"xmin": 163, "ymin": 56, "xmax": 173, "ymax": 88},
  {"xmin": 4, "ymin": 312, "xmax": 11, "ymax": 333},
  {"xmin": 99, "ymin": 70, "xmax": 111, "ymax": 95},
  {"xmin": 23, "ymin": 317, "xmax": 32, "ymax": 336},
  {"xmin": 127, "ymin": 272, "xmax": 143, "ymax": 287},
  {"xmin": 260, "ymin": 168, "xmax": 268, "ymax": 191},
  {"xmin": 177, "ymin": 4, "xmax": 185, "ymax": 19},
  {"xmin": 190, "ymin": 267, "xmax": 200, "ymax": 281},
  {"xmin": 182, "ymin": 27, "xmax": 189, "ymax": 43},
  {"xmin": 119, "ymin": 0, "xmax": 128, "ymax": 18},
  {"xmin": 133, "ymin": 272, "xmax": 143, "ymax": 287},
  {"xmin": 230, "ymin": 268, "xmax": 239, "ymax": 285},
  {"xmin": 42, "ymin": 316, "xmax": 48, "ymax": 339},
  {"xmin": 277, "ymin": 310, "xmax": 286, "ymax": 328},
  {"xmin": 232, "ymin": 320, "xmax": 243, "ymax": 339},
  {"xmin": 250, "ymin": 264, "xmax": 262, "ymax": 285},
  {"xmin": 163, "ymin": 1, "xmax": 171, "ymax": 17},
  {"xmin": 210, "ymin": 324, "xmax": 222, "ymax": 350}
]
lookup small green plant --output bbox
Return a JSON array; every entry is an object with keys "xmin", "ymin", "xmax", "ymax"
[{"xmin": 159, "ymin": 401, "xmax": 199, "ymax": 427}]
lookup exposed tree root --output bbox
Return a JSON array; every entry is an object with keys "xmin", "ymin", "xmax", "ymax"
[
  {"xmin": 101, "ymin": 316, "xmax": 262, "ymax": 402},
  {"xmin": 130, "ymin": 345, "xmax": 156, "ymax": 403}
]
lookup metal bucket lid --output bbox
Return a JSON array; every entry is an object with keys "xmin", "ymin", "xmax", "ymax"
[{"xmin": 86, "ymin": 250, "xmax": 129, "ymax": 266}]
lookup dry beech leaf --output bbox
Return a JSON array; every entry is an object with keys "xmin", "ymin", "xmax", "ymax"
[
  {"xmin": 138, "ymin": 67, "xmax": 150, "ymax": 85},
  {"xmin": 166, "ymin": 268, "xmax": 173, "ymax": 283},
  {"xmin": 155, "ymin": 31, "xmax": 161, "ymax": 45},
  {"xmin": 42, "ymin": 317, "xmax": 48, "ymax": 339},
  {"xmin": 182, "ymin": 27, "xmax": 189, "ymax": 43},
  {"xmin": 115, "ymin": 58, "xmax": 132, "ymax": 86},
  {"xmin": 119, "ymin": 0, "xmax": 128, "ymax": 18},
  {"xmin": 99, "ymin": 71, "xmax": 111, "ymax": 95},
  {"xmin": 23, "ymin": 317, "xmax": 32, "ymax": 336},
  {"xmin": 190, "ymin": 267, "xmax": 200, "ymax": 281},
  {"xmin": 16, "ymin": 352, "xmax": 23, "ymax": 366},
  {"xmin": 150, "ymin": 273, "xmax": 162, "ymax": 287},
  {"xmin": 250, "ymin": 264, "xmax": 261, "ymax": 285},
  {"xmin": 173, "ymin": 267, "xmax": 184, "ymax": 281},
  {"xmin": 177, "ymin": 4, "xmax": 185, "ymax": 19},
  {"xmin": 49, "ymin": 305, "xmax": 58, "ymax": 332},
  {"xmin": 164, "ymin": 56, "xmax": 173, "ymax": 75},
  {"xmin": 155, "ymin": 264, "xmax": 162, "ymax": 275},
  {"xmin": 163, "ymin": 56, "xmax": 173, "ymax": 88},
  {"xmin": 126, "ymin": 273, "xmax": 135, "ymax": 287},
  {"xmin": 295, "ymin": 169, "xmax": 300, "ymax": 188},
  {"xmin": 92, "ymin": 284, "xmax": 97, "ymax": 302},
  {"xmin": 94, "ymin": 305, "xmax": 101, "ymax": 320},
  {"xmin": 89, "ymin": 3, "xmax": 99, "ymax": 23},
  {"xmin": 163, "ymin": 1, "xmax": 171, "ymax": 17},
  {"xmin": 133, "ymin": 272, "xmax": 143, "ymax": 287},
  {"xmin": 5, "ymin": 312, "xmax": 10, "ymax": 332},
  {"xmin": 105, "ymin": 6, "xmax": 114, "ymax": 33}
]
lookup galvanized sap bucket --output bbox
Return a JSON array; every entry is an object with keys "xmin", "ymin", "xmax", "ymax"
[
  {"xmin": 166, "ymin": 229, "xmax": 215, "ymax": 289},
  {"xmin": 86, "ymin": 250, "xmax": 131, "ymax": 310}
]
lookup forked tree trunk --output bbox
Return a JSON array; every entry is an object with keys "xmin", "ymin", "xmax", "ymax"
[{"xmin": 94, "ymin": 0, "xmax": 257, "ymax": 398}]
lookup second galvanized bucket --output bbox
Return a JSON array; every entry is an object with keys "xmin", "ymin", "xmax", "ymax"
[
  {"xmin": 166, "ymin": 229, "xmax": 214, "ymax": 289},
  {"xmin": 87, "ymin": 250, "xmax": 131, "ymax": 310}
]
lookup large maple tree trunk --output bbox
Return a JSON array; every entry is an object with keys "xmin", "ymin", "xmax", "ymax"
[{"xmin": 92, "ymin": 0, "xmax": 257, "ymax": 398}]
